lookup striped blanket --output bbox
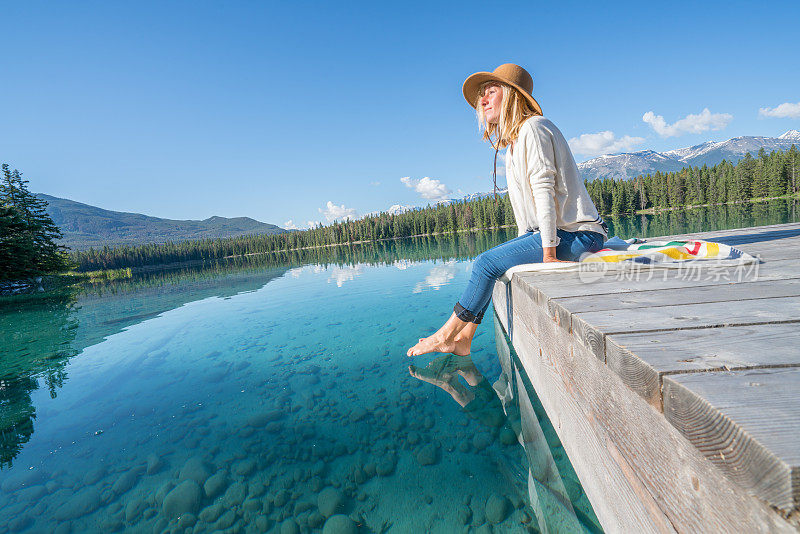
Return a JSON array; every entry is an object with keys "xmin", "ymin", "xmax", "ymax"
[
  {"xmin": 582, "ymin": 239, "xmax": 756, "ymax": 264},
  {"xmin": 499, "ymin": 238, "xmax": 758, "ymax": 282}
]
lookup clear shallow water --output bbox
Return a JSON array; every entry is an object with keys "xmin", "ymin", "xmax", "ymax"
[
  {"xmin": 2, "ymin": 229, "xmax": 600, "ymax": 533},
  {"xmin": 1, "ymin": 199, "xmax": 798, "ymax": 534}
]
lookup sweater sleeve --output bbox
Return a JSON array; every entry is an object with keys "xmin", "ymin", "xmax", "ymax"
[{"xmin": 523, "ymin": 121, "xmax": 560, "ymax": 247}]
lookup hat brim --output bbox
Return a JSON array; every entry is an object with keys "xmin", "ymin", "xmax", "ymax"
[{"xmin": 462, "ymin": 72, "xmax": 543, "ymax": 116}]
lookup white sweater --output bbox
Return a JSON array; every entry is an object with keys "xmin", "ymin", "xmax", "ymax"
[{"xmin": 505, "ymin": 116, "xmax": 606, "ymax": 247}]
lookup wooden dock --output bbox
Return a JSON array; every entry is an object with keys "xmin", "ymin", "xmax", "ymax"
[{"xmin": 492, "ymin": 222, "xmax": 800, "ymax": 533}]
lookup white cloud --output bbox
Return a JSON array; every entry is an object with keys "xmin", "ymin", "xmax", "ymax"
[
  {"xmin": 328, "ymin": 265, "xmax": 363, "ymax": 287},
  {"xmin": 759, "ymin": 102, "xmax": 800, "ymax": 119},
  {"xmin": 568, "ymin": 131, "xmax": 646, "ymax": 156},
  {"xmin": 642, "ymin": 108, "xmax": 732, "ymax": 137},
  {"xmin": 319, "ymin": 201, "xmax": 358, "ymax": 222},
  {"xmin": 400, "ymin": 176, "xmax": 451, "ymax": 200},
  {"xmin": 413, "ymin": 261, "xmax": 457, "ymax": 293},
  {"xmin": 370, "ymin": 180, "xmax": 381, "ymax": 186},
  {"xmin": 306, "ymin": 220, "xmax": 321, "ymax": 229},
  {"xmin": 283, "ymin": 219, "xmax": 299, "ymax": 230}
]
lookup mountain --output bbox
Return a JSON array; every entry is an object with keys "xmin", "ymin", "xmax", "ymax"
[
  {"xmin": 36, "ymin": 193, "xmax": 285, "ymax": 251},
  {"xmin": 579, "ymin": 130, "xmax": 800, "ymax": 181}
]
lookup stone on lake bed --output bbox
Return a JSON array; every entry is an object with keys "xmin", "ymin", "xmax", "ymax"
[
  {"xmin": 53, "ymin": 486, "xmax": 102, "ymax": 520},
  {"xmin": 125, "ymin": 498, "xmax": 147, "ymax": 522},
  {"xmin": 322, "ymin": 514, "xmax": 358, "ymax": 534},
  {"xmin": 415, "ymin": 443, "xmax": 439, "ymax": 466},
  {"xmin": 235, "ymin": 457, "xmax": 257, "ymax": 476},
  {"xmin": 472, "ymin": 432, "xmax": 493, "ymax": 451},
  {"xmin": 179, "ymin": 457, "xmax": 211, "ymax": 485},
  {"xmin": 204, "ymin": 470, "xmax": 228, "ymax": 499},
  {"xmin": 246, "ymin": 410, "xmax": 284, "ymax": 427},
  {"xmin": 198, "ymin": 502, "xmax": 224, "ymax": 523},
  {"xmin": 317, "ymin": 487, "xmax": 345, "ymax": 517},
  {"xmin": 376, "ymin": 454, "xmax": 397, "ymax": 477},
  {"xmin": 146, "ymin": 453, "xmax": 163, "ymax": 475},
  {"xmin": 349, "ymin": 407, "xmax": 367, "ymax": 422},
  {"xmin": 280, "ymin": 519, "xmax": 301, "ymax": 534},
  {"xmin": 485, "ymin": 494, "xmax": 511, "ymax": 524},
  {"xmin": 162, "ymin": 480, "xmax": 203, "ymax": 519},
  {"xmin": 111, "ymin": 469, "xmax": 139, "ymax": 496},
  {"xmin": 222, "ymin": 481, "xmax": 248, "ymax": 507}
]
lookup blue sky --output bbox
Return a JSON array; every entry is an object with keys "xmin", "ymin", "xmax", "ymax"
[{"xmin": 1, "ymin": 1, "xmax": 799, "ymax": 229}]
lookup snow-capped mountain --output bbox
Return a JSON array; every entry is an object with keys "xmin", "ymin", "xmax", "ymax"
[{"xmin": 579, "ymin": 130, "xmax": 799, "ymax": 181}]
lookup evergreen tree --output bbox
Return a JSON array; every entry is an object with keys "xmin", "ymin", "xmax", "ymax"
[{"xmin": 0, "ymin": 164, "xmax": 69, "ymax": 280}]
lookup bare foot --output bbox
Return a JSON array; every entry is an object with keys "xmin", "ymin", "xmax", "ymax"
[{"xmin": 406, "ymin": 335, "xmax": 471, "ymax": 357}]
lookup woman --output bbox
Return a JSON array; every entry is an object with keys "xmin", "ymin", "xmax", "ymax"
[{"xmin": 407, "ymin": 63, "xmax": 607, "ymax": 358}]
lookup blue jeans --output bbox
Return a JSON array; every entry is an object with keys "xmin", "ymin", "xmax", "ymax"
[{"xmin": 454, "ymin": 229, "xmax": 605, "ymax": 323}]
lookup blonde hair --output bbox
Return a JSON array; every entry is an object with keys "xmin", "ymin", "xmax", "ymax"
[{"xmin": 475, "ymin": 81, "xmax": 541, "ymax": 150}]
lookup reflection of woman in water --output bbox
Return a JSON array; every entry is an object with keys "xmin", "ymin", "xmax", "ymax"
[{"xmin": 407, "ymin": 64, "xmax": 606, "ymax": 358}]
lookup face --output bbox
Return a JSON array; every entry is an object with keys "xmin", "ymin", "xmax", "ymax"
[{"xmin": 480, "ymin": 84, "xmax": 503, "ymax": 124}]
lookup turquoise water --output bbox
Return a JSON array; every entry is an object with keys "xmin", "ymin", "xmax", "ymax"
[
  {"xmin": 2, "ymin": 199, "xmax": 798, "ymax": 533},
  {"xmin": 1, "ymin": 229, "xmax": 601, "ymax": 533}
]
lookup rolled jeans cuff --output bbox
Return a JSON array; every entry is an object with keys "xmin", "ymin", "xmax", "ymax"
[{"xmin": 454, "ymin": 302, "xmax": 483, "ymax": 324}]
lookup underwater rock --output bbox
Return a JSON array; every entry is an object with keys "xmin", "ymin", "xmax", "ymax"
[
  {"xmin": 485, "ymin": 495, "xmax": 511, "ymax": 524},
  {"xmin": 308, "ymin": 511, "xmax": 325, "ymax": 528},
  {"xmin": 243, "ymin": 498, "xmax": 262, "ymax": 512},
  {"xmin": 179, "ymin": 457, "xmax": 211, "ymax": 485},
  {"xmin": 247, "ymin": 410, "xmax": 284, "ymax": 427},
  {"xmin": 204, "ymin": 470, "xmax": 228, "ymax": 499},
  {"xmin": 82, "ymin": 466, "xmax": 106, "ymax": 486},
  {"xmin": 15, "ymin": 484, "xmax": 48, "ymax": 503},
  {"xmin": 145, "ymin": 454, "xmax": 163, "ymax": 475},
  {"xmin": 178, "ymin": 512, "xmax": 197, "ymax": 529},
  {"xmin": 112, "ymin": 469, "xmax": 140, "ymax": 496},
  {"xmin": 317, "ymin": 487, "xmax": 345, "ymax": 517},
  {"xmin": 2, "ymin": 469, "xmax": 45, "ymax": 493},
  {"xmin": 125, "ymin": 498, "xmax": 147, "ymax": 522},
  {"xmin": 198, "ymin": 502, "xmax": 224, "ymax": 523},
  {"xmin": 415, "ymin": 443, "xmax": 439, "ymax": 466},
  {"xmin": 274, "ymin": 488, "xmax": 289, "ymax": 507},
  {"xmin": 376, "ymin": 454, "xmax": 396, "ymax": 477},
  {"xmin": 53, "ymin": 486, "xmax": 102, "ymax": 520},
  {"xmin": 235, "ymin": 458, "xmax": 257, "ymax": 477},
  {"xmin": 387, "ymin": 414, "xmax": 405, "ymax": 432},
  {"xmin": 222, "ymin": 481, "xmax": 248, "ymax": 507},
  {"xmin": 155, "ymin": 481, "xmax": 175, "ymax": 508},
  {"xmin": 457, "ymin": 505, "xmax": 472, "ymax": 525},
  {"xmin": 472, "ymin": 433, "xmax": 493, "ymax": 452},
  {"xmin": 255, "ymin": 515, "xmax": 272, "ymax": 533},
  {"xmin": 280, "ymin": 519, "xmax": 301, "ymax": 534},
  {"xmin": 215, "ymin": 509, "xmax": 237, "ymax": 530},
  {"xmin": 349, "ymin": 408, "xmax": 367, "ymax": 422},
  {"xmin": 407, "ymin": 431, "xmax": 421, "ymax": 445},
  {"xmin": 499, "ymin": 427, "xmax": 517, "ymax": 446},
  {"xmin": 322, "ymin": 514, "xmax": 358, "ymax": 534},
  {"xmin": 162, "ymin": 480, "xmax": 203, "ymax": 519}
]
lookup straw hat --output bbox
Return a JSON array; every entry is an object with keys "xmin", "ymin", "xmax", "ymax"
[{"xmin": 462, "ymin": 63, "xmax": 543, "ymax": 115}]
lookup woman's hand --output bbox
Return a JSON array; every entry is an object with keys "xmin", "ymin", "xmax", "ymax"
[{"xmin": 542, "ymin": 246, "xmax": 569, "ymax": 263}]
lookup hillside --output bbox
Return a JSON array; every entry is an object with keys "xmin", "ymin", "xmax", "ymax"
[{"xmin": 36, "ymin": 193, "xmax": 285, "ymax": 250}]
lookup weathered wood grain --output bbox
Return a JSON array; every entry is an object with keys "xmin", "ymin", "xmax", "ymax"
[
  {"xmin": 494, "ymin": 223, "xmax": 800, "ymax": 527},
  {"xmin": 664, "ymin": 368, "xmax": 800, "ymax": 512},
  {"xmin": 504, "ymin": 286, "xmax": 795, "ymax": 532},
  {"xmin": 577, "ymin": 295, "xmax": 800, "ymax": 334},
  {"xmin": 556, "ymin": 277, "xmax": 800, "ymax": 314},
  {"xmin": 515, "ymin": 257, "xmax": 800, "ymax": 299},
  {"xmin": 606, "ymin": 323, "xmax": 800, "ymax": 411}
]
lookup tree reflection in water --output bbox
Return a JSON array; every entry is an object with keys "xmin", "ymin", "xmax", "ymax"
[{"xmin": 0, "ymin": 289, "xmax": 79, "ymax": 468}]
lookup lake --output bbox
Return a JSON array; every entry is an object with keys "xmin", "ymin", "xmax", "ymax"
[{"xmin": 1, "ymin": 199, "xmax": 798, "ymax": 533}]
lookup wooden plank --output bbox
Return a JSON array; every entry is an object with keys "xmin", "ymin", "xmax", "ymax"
[
  {"xmin": 503, "ymin": 285, "xmax": 796, "ymax": 532},
  {"xmin": 605, "ymin": 323, "xmax": 800, "ymax": 410},
  {"xmin": 664, "ymin": 367, "xmax": 800, "ymax": 512},
  {"xmin": 556, "ymin": 278, "xmax": 800, "ymax": 314},
  {"xmin": 575, "ymin": 295, "xmax": 800, "ymax": 334},
  {"xmin": 514, "ymin": 257, "xmax": 799, "ymax": 299}
]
